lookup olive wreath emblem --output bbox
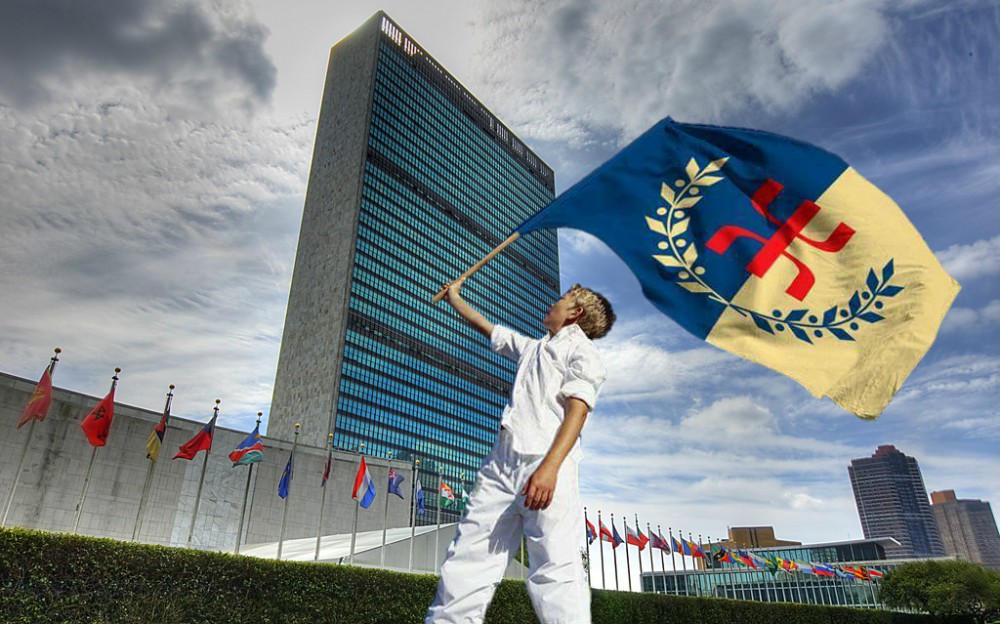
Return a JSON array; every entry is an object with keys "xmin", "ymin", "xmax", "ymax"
[{"xmin": 645, "ymin": 157, "xmax": 904, "ymax": 344}]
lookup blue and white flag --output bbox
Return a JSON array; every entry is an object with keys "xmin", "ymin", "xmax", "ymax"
[{"xmin": 415, "ymin": 480, "xmax": 425, "ymax": 516}]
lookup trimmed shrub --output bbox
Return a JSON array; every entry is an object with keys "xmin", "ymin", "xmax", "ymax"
[{"xmin": 0, "ymin": 528, "xmax": 951, "ymax": 623}]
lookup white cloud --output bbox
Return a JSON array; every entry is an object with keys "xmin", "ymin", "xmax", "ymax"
[
  {"xmin": 470, "ymin": 0, "xmax": 897, "ymax": 145},
  {"xmin": 937, "ymin": 235, "xmax": 1000, "ymax": 282},
  {"xmin": 941, "ymin": 300, "xmax": 1000, "ymax": 333}
]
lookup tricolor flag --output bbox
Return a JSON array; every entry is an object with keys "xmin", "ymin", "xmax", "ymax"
[
  {"xmin": 278, "ymin": 453, "xmax": 293, "ymax": 499},
  {"xmin": 17, "ymin": 368, "xmax": 53, "ymax": 428},
  {"xmin": 388, "ymin": 468, "xmax": 405, "ymax": 499},
  {"xmin": 735, "ymin": 550, "xmax": 759, "ymax": 569},
  {"xmin": 813, "ymin": 563, "xmax": 836, "ymax": 577},
  {"xmin": 513, "ymin": 118, "xmax": 959, "ymax": 418},
  {"xmin": 415, "ymin": 480, "xmax": 425, "ymax": 516},
  {"xmin": 173, "ymin": 412, "xmax": 217, "ymax": 460},
  {"xmin": 80, "ymin": 389, "xmax": 116, "ymax": 447},
  {"xmin": 440, "ymin": 481, "xmax": 456, "ymax": 508},
  {"xmin": 625, "ymin": 522, "xmax": 649, "ymax": 551},
  {"xmin": 599, "ymin": 520, "xmax": 614, "ymax": 544},
  {"xmin": 868, "ymin": 568, "xmax": 884, "ymax": 579},
  {"xmin": 685, "ymin": 539, "xmax": 706, "ymax": 558},
  {"xmin": 586, "ymin": 519, "xmax": 597, "ymax": 545},
  {"xmin": 145, "ymin": 406, "xmax": 170, "ymax": 462},
  {"xmin": 352, "ymin": 456, "xmax": 376, "ymax": 509},
  {"xmin": 671, "ymin": 536, "xmax": 689, "ymax": 555},
  {"xmin": 229, "ymin": 424, "xmax": 264, "ymax": 466}
]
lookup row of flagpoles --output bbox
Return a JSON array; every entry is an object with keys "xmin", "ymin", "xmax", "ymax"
[
  {"xmin": 4, "ymin": 350, "xmax": 479, "ymax": 571},
  {"xmin": 6, "ymin": 351, "xmax": 886, "ymax": 596},
  {"xmin": 582, "ymin": 508, "xmax": 884, "ymax": 602}
]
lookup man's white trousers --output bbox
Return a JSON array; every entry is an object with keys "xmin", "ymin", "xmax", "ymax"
[{"xmin": 425, "ymin": 430, "xmax": 590, "ymax": 624}]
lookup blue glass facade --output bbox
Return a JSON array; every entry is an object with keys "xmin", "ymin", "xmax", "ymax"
[{"xmin": 329, "ymin": 17, "xmax": 559, "ymax": 524}]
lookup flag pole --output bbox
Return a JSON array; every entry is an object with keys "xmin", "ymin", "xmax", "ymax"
[
  {"xmin": 186, "ymin": 399, "xmax": 219, "ymax": 548},
  {"xmin": 133, "ymin": 384, "xmax": 174, "ymax": 542},
  {"xmin": 623, "ymin": 515, "xmax": 633, "ymax": 592},
  {"xmin": 380, "ymin": 451, "xmax": 393, "ymax": 568},
  {"xmin": 611, "ymin": 513, "xmax": 619, "ymax": 591},
  {"xmin": 407, "ymin": 458, "xmax": 420, "ymax": 572},
  {"xmin": 2, "ymin": 348, "xmax": 60, "ymax": 527},
  {"xmin": 664, "ymin": 526, "xmax": 675, "ymax": 595},
  {"xmin": 434, "ymin": 466, "xmax": 442, "ymax": 572},
  {"xmin": 676, "ymin": 528, "xmax": 689, "ymax": 596},
  {"xmin": 431, "ymin": 232, "xmax": 520, "ymax": 303},
  {"xmin": 349, "ymin": 443, "xmax": 365, "ymax": 566},
  {"xmin": 598, "ymin": 510, "xmax": 606, "ymax": 590},
  {"xmin": 314, "ymin": 432, "xmax": 334, "ymax": 561},
  {"xmin": 648, "ymin": 516, "xmax": 663, "ymax": 594},
  {"xmin": 276, "ymin": 422, "xmax": 300, "ymax": 560},
  {"xmin": 72, "ymin": 367, "xmax": 118, "ymax": 535},
  {"xmin": 583, "ymin": 507, "xmax": 592, "ymax": 587},
  {"xmin": 235, "ymin": 412, "xmax": 263, "ymax": 555}
]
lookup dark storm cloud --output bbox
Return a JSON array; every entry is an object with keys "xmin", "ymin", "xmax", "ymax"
[{"xmin": 0, "ymin": 0, "xmax": 276, "ymax": 109}]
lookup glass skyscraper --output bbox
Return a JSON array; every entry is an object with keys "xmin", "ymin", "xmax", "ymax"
[
  {"xmin": 849, "ymin": 445, "xmax": 945, "ymax": 558},
  {"xmin": 269, "ymin": 12, "xmax": 559, "ymax": 524}
]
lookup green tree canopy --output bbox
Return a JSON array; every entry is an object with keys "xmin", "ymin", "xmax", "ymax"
[{"xmin": 879, "ymin": 560, "xmax": 1000, "ymax": 624}]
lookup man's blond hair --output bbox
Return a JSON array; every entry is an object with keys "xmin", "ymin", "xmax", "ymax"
[{"xmin": 568, "ymin": 284, "xmax": 615, "ymax": 340}]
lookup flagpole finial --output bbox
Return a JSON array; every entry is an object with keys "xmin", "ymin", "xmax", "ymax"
[
  {"xmin": 215, "ymin": 399, "xmax": 221, "ymax": 405},
  {"xmin": 257, "ymin": 412, "xmax": 263, "ymax": 425},
  {"xmin": 294, "ymin": 423, "xmax": 300, "ymax": 432},
  {"xmin": 328, "ymin": 433, "xmax": 333, "ymax": 440},
  {"xmin": 54, "ymin": 347, "xmax": 61, "ymax": 355},
  {"xmin": 415, "ymin": 459, "xmax": 420, "ymax": 466},
  {"xmin": 169, "ymin": 384, "xmax": 175, "ymax": 390},
  {"xmin": 387, "ymin": 451, "xmax": 392, "ymax": 458}
]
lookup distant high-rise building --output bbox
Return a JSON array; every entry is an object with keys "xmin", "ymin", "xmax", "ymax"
[
  {"xmin": 931, "ymin": 489, "xmax": 1000, "ymax": 570},
  {"xmin": 268, "ymin": 12, "xmax": 559, "ymax": 523},
  {"xmin": 849, "ymin": 445, "xmax": 945, "ymax": 558},
  {"xmin": 720, "ymin": 526, "xmax": 801, "ymax": 550}
]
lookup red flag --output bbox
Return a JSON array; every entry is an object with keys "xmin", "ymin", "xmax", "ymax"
[
  {"xmin": 17, "ymin": 368, "xmax": 53, "ymax": 428},
  {"xmin": 80, "ymin": 389, "xmax": 116, "ymax": 447},
  {"xmin": 173, "ymin": 413, "xmax": 217, "ymax": 460}
]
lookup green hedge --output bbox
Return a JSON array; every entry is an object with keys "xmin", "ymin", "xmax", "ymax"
[{"xmin": 0, "ymin": 528, "xmax": 954, "ymax": 623}]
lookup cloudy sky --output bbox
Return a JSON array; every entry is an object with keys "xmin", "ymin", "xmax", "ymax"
[{"xmin": 1, "ymin": 0, "xmax": 997, "ymax": 589}]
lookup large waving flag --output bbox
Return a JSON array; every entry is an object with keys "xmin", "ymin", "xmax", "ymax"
[
  {"xmin": 611, "ymin": 524, "xmax": 625, "ymax": 549},
  {"xmin": 586, "ymin": 519, "xmax": 597, "ymax": 545},
  {"xmin": 650, "ymin": 532, "xmax": 670, "ymax": 552},
  {"xmin": 672, "ymin": 536, "xmax": 689, "ymax": 556},
  {"xmin": 229, "ymin": 424, "xmax": 264, "ymax": 466},
  {"xmin": 18, "ymin": 368, "xmax": 53, "ymax": 428},
  {"xmin": 685, "ymin": 539, "xmax": 706, "ymax": 558},
  {"xmin": 173, "ymin": 412, "xmax": 217, "ymax": 460},
  {"xmin": 514, "ymin": 118, "xmax": 959, "ymax": 418},
  {"xmin": 145, "ymin": 404, "xmax": 170, "ymax": 462},
  {"xmin": 352, "ymin": 456, "xmax": 376, "ymax": 509},
  {"xmin": 80, "ymin": 388, "xmax": 116, "ymax": 447}
]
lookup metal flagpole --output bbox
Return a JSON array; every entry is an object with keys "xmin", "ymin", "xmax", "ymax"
[
  {"xmin": 677, "ymin": 529, "xmax": 688, "ymax": 596},
  {"xmin": 694, "ymin": 533, "xmax": 704, "ymax": 597},
  {"xmin": 380, "ymin": 451, "xmax": 393, "ymax": 568},
  {"xmin": 349, "ymin": 443, "xmax": 366, "ymax": 566},
  {"xmin": 611, "ymin": 513, "xmax": 619, "ymax": 591},
  {"xmin": 186, "ymin": 399, "xmax": 220, "ymax": 548},
  {"xmin": 667, "ymin": 527, "xmax": 678, "ymax": 596},
  {"xmin": 584, "ymin": 508, "xmax": 592, "ymax": 587},
  {"xmin": 236, "ymin": 412, "xmax": 263, "ymax": 556},
  {"xmin": 133, "ymin": 384, "xmax": 174, "ymax": 542},
  {"xmin": 520, "ymin": 537, "xmax": 526, "ymax": 580},
  {"xmin": 72, "ymin": 367, "xmax": 119, "ymax": 535},
  {"xmin": 408, "ymin": 459, "xmax": 420, "ymax": 572},
  {"xmin": 623, "ymin": 516, "xmax": 632, "ymax": 592},
  {"xmin": 434, "ymin": 466, "xmax": 442, "ymax": 572},
  {"xmin": 635, "ymin": 514, "xmax": 645, "ymax": 592},
  {"xmin": 314, "ymin": 433, "xmax": 334, "ymax": 561},
  {"xmin": 598, "ymin": 510, "xmax": 606, "ymax": 590},
  {"xmin": 646, "ymin": 521, "xmax": 655, "ymax": 593},
  {"xmin": 277, "ymin": 423, "xmax": 300, "ymax": 560},
  {"xmin": 2, "ymin": 348, "xmax": 60, "ymax": 527}
]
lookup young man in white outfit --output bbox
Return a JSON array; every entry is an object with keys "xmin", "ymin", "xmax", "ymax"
[{"xmin": 425, "ymin": 278, "xmax": 615, "ymax": 624}]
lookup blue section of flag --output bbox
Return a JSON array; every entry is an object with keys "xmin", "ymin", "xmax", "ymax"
[
  {"xmin": 388, "ymin": 468, "xmax": 405, "ymax": 499},
  {"xmin": 515, "ymin": 117, "xmax": 847, "ymax": 340},
  {"xmin": 612, "ymin": 524, "xmax": 624, "ymax": 547},
  {"xmin": 278, "ymin": 453, "xmax": 293, "ymax": 499},
  {"xmin": 229, "ymin": 424, "xmax": 264, "ymax": 466},
  {"xmin": 415, "ymin": 480, "xmax": 425, "ymax": 516}
]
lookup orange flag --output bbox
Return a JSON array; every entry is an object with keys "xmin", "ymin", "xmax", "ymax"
[
  {"xmin": 80, "ymin": 389, "xmax": 116, "ymax": 447},
  {"xmin": 17, "ymin": 369, "xmax": 53, "ymax": 428}
]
